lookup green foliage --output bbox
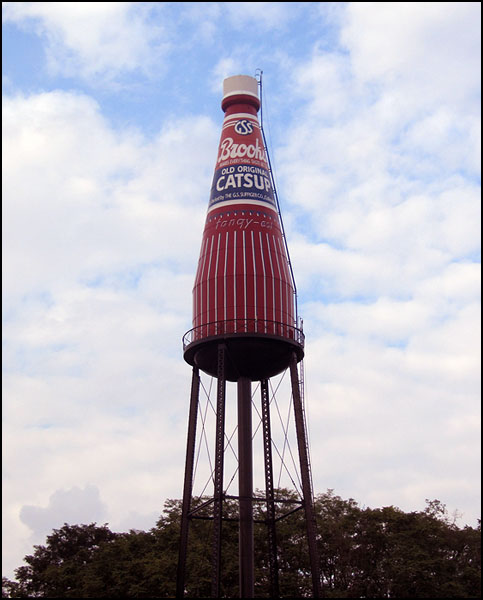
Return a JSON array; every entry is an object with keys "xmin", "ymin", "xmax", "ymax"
[{"xmin": 2, "ymin": 491, "xmax": 481, "ymax": 598}]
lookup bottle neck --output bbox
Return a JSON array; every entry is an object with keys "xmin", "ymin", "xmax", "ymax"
[{"xmin": 222, "ymin": 93, "xmax": 260, "ymax": 114}]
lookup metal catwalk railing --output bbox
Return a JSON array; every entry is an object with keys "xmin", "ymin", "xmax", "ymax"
[{"xmin": 183, "ymin": 318, "xmax": 305, "ymax": 349}]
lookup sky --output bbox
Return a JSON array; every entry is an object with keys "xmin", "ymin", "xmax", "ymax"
[{"xmin": 2, "ymin": 1, "xmax": 481, "ymax": 580}]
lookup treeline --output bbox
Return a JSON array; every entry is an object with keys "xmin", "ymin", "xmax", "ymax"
[{"xmin": 2, "ymin": 489, "xmax": 480, "ymax": 598}]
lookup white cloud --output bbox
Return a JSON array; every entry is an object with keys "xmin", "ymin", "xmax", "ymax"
[
  {"xmin": 20, "ymin": 485, "xmax": 108, "ymax": 539},
  {"xmin": 303, "ymin": 316, "xmax": 480, "ymax": 522},
  {"xmin": 279, "ymin": 4, "xmax": 480, "ymax": 306},
  {"xmin": 340, "ymin": 2, "xmax": 481, "ymax": 110},
  {"xmin": 281, "ymin": 2, "xmax": 480, "ymax": 213},
  {"xmin": 2, "ymin": 90, "xmax": 217, "ymax": 301},
  {"xmin": 2, "ymin": 2, "xmax": 169, "ymax": 82},
  {"xmin": 224, "ymin": 2, "xmax": 294, "ymax": 31}
]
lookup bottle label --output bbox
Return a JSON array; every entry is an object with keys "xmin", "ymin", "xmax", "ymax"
[{"xmin": 209, "ymin": 117, "xmax": 277, "ymax": 212}]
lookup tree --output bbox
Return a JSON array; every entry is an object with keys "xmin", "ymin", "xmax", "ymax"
[
  {"xmin": 312, "ymin": 491, "xmax": 481, "ymax": 598},
  {"xmin": 3, "ymin": 491, "xmax": 481, "ymax": 598},
  {"xmin": 3, "ymin": 523, "xmax": 117, "ymax": 598}
]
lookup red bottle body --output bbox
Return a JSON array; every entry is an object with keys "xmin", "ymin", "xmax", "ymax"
[{"xmin": 193, "ymin": 92, "xmax": 295, "ymax": 340}]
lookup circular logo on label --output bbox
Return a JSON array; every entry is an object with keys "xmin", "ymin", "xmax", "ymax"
[{"xmin": 234, "ymin": 119, "xmax": 254, "ymax": 136}]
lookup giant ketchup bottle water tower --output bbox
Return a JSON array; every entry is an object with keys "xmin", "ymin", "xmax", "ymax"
[{"xmin": 177, "ymin": 75, "xmax": 320, "ymax": 598}]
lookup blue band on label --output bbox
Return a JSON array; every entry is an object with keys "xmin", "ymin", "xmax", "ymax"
[{"xmin": 209, "ymin": 166, "xmax": 276, "ymax": 208}]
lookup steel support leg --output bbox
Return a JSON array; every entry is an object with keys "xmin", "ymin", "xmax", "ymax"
[
  {"xmin": 289, "ymin": 353, "xmax": 321, "ymax": 598},
  {"xmin": 237, "ymin": 376, "xmax": 254, "ymax": 598},
  {"xmin": 176, "ymin": 366, "xmax": 201, "ymax": 598},
  {"xmin": 260, "ymin": 379, "xmax": 280, "ymax": 599},
  {"xmin": 211, "ymin": 344, "xmax": 226, "ymax": 598}
]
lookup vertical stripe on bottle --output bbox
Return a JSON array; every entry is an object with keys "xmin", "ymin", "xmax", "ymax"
[
  {"xmin": 271, "ymin": 234, "xmax": 283, "ymax": 334},
  {"xmin": 259, "ymin": 231, "xmax": 267, "ymax": 332},
  {"xmin": 275, "ymin": 236, "xmax": 287, "ymax": 329},
  {"xmin": 277, "ymin": 236, "xmax": 294, "ymax": 325},
  {"xmin": 265, "ymin": 232, "xmax": 276, "ymax": 333},
  {"xmin": 206, "ymin": 235, "xmax": 214, "ymax": 332},
  {"xmin": 198, "ymin": 237, "xmax": 209, "ymax": 334},
  {"xmin": 243, "ymin": 231, "xmax": 248, "ymax": 328},
  {"xmin": 214, "ymin": 233, "xmax": 221, "ymax": 332},
  {"xmin": 224, "ymin": 231, "xmax": 229, "ymax": 326},
  {"xmin": 233, "ymin": 230, "xmax": 237, "ymax": 331},
  {"xmin": 251, "ymin": 230, "xmax": 257, "ymax": 332}
]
